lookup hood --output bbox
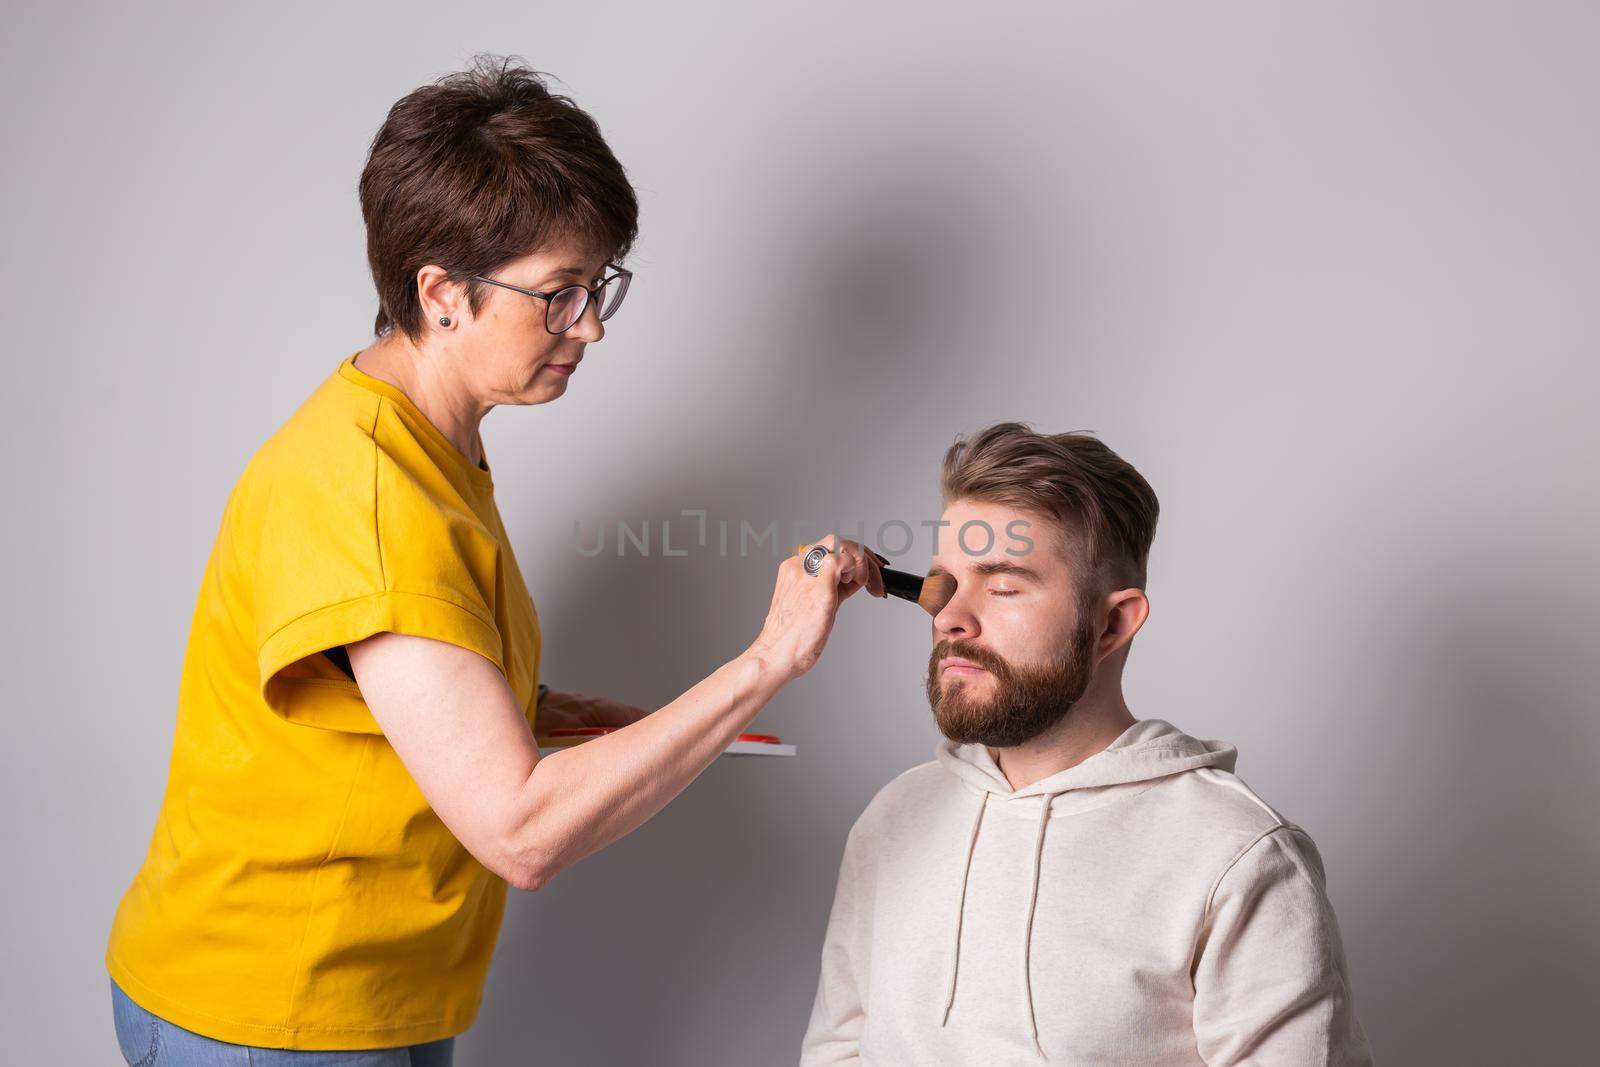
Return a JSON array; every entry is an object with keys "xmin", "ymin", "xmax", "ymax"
[
  {"xmin": 932, "ymin": 719, "xmax": 1237, "ymax": 1060},
  {"xmin": 936, "ymin": 718, "xmax": 1237, "ymax": 800}
]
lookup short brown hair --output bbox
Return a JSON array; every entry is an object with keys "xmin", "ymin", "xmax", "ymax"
[
  {"xmin": 359, "ymin": 54, "xmax": 639, "ymax": 342},
  {"xmin": 941, "ymin": 422, "xmax": 1159, "ymax": 595}
]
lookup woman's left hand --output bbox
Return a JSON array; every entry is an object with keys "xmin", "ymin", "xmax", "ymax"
[{"xmin": 537, "ymin": 689, "xmax": 650, "ymax": 730}]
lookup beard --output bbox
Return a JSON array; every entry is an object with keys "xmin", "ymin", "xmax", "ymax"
[{"xmin": 925, "ymin": 621, "xmax": 1098, "ymax": 748}]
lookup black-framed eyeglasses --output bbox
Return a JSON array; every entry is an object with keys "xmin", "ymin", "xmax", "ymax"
[{"xmin": 471, "ymin": 265, "xmax": 633, "ymax": 335}]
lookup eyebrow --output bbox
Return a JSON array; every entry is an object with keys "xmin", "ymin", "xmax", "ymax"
[{"xmin": 929, "ymin": 561, "xmax": 1043, "ymax": 582}]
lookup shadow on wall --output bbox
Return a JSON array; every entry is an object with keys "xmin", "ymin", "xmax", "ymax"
[
  {"xmin": 1344, "ymin": 550, "xmax": 1600, "ymax": 1064},
  {"xmin": 464, "ymin": 136, "xmax": 1005, "ymax": 1065}
]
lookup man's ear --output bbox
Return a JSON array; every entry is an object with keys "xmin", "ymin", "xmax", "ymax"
[{"xmin": 1096, "ymin": 587, "xmax": 1150, "ymax": 663}]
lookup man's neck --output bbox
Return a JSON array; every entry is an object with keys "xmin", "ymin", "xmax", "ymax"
[
  {"xmin": 989, "ymin": 692, "xmax": 1137, "ymax": 791},
  {"xmin": 354, "ymin": 338, "xmax": 490, "ymax": 468}
]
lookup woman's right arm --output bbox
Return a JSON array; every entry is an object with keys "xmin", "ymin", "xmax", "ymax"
[{"xmin": 346, "ymin": 536, "xmax": 882, "ymax": 891}]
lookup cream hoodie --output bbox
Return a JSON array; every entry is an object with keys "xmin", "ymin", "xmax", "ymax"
[{"xmin": 801, "ymin": 720, "xmax": 1371, "ymax": 1065}]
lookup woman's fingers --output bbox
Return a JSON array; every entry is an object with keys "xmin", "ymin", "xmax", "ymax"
[
  {"xmin": 835, "ymin": 541, "xmax": 859, "ymax": 594},
  {"xmin": 754, "ymin": 536, "xmax": 889, "ymax": 679},
  {"xmin": 807, "ymin": 534, "xmax": 845, "ymax": 584},
  {"xmin": 813, "ymin": 537, "xmax": 886, "ymax": 602},
  {"xmin": 816, "ymin": 535, "xmax": 859, "ymax": 599},
  {"xmin": 536, "ymin": 690, "xmax": 646, "ymax": 729},
  {"xmin": 849, "ymin": 540, "xmax": 886, "ymax": 598},
  {"xmin": 861, "ymin": 546, "xmax": 886, "ymax": 597}
]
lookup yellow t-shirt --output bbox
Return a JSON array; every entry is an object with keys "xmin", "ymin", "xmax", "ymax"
[{"xmin": 106, "ymin": 353, "xmax": 542, "ymax": 1050}]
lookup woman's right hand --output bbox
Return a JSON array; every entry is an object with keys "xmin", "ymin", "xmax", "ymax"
[{"xmin": 745, "ymin": 535, "xmax": 886, "ymax": 681}]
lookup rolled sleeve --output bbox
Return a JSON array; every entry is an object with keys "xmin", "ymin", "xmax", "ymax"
[{"xmin": 258, "ymin": 589, "xmax": 504, "ymax": 735}]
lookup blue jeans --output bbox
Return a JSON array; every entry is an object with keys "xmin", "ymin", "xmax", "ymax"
[{"xmin": 110, "ymin": 976, "xmax": 456, "ymax": 1066}]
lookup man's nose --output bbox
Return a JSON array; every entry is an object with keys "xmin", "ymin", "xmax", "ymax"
[{"xmin": 933, "ymin": 587, "xmax": 979, "ymax": 640}]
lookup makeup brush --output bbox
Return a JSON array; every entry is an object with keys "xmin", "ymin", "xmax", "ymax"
[
  {"xmin": 867, "ymin": 550, "xmax": 956, "ymax": 616},
  {"xmin": 795, "ymin": 545, "xmax": 957, "ymax": 615}
]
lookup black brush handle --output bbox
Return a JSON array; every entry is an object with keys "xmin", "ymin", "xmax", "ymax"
[{"xmin": 879, "ymin": 566, "xmax": 925, "ymax": 604}]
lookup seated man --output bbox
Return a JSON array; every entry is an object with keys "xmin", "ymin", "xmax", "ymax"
[{"xmin": 800, "ymin": 423, "xmax": 1371, "ymax": 1066}]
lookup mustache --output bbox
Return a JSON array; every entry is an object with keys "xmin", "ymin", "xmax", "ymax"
[{"xmin": 930, "ymin": 639, "xmax": 1013, "ymax": 678}]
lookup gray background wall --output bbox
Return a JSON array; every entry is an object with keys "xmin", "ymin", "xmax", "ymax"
[{"xmin": 4, "ymin": 2, "xmax": 1597, "ymax": 1063}]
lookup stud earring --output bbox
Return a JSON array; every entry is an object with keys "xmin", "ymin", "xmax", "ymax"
[{"xmin": 439, "ymin": 316, "xmax": 451, "ymax": 327}]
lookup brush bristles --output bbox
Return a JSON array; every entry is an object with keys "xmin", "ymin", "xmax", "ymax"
[{"xmin": 916, "ymin": 573, "xmax": 957, "ymax": 616}]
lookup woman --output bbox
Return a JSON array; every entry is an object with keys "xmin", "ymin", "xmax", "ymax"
[{"xmin": 105, "ymin": 55, "xmax": 883, "ymax": 1066}]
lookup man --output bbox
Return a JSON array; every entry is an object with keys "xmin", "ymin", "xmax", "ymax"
[{"xmin": 800, "ymin": 423, "xmax": 1371, "ymax": 1065}]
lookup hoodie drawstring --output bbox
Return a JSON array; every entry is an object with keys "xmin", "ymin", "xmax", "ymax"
[
  {"xmin": 1021, "ymin": 792, "xmax": 1057, "ymax": 1059},
  {"xmin": 942, "ymin": 790, "xmax": 1057, "ymax": 1060},
  {"xmin": 940, "ymin": 791, "xmax": 988, "ymax": 1026},
  {"xmin": 931, "ymin": 725, "xmax": 1238, "ymax": 1060}
]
